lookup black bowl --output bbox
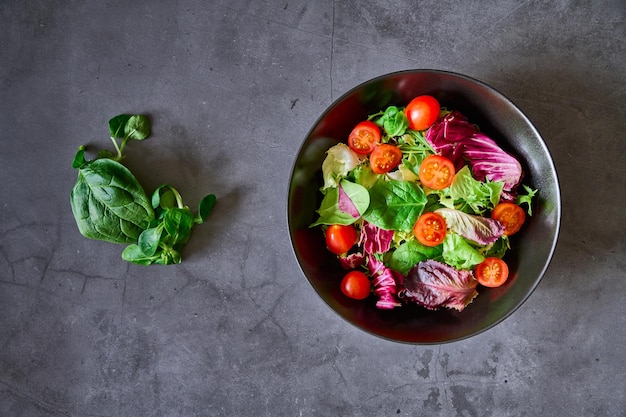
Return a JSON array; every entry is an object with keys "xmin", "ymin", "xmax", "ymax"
[{"xmin": 287, "ymin": 69, "xmax": 561, "ymax": 344}]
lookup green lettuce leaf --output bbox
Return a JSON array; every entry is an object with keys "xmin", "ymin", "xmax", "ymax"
[
  {"xmin": 439, "ymin": 166, "xmax": 503, "ymax": 215},
  {"xmin": 442, "ymin": 233, "xmax": 485, "ymax": 270},
  {"xmin": 310, "ymin": 180, "xmax": 369, "ymax": 227},
  {"xmin": 516, "ymin": 184, "xmax": 538, "ymax": 215},
  {"xmin": 321, "ymin": 143, "xmax": 362, "ymax": 190}
]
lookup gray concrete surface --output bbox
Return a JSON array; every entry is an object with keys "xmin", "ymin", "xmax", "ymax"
[{"xmin": 1, "ymin": 1, "xmax": 625, "ymax": 416}]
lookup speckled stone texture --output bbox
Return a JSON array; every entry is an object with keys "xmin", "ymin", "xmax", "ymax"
[{"xmin": 1, "ymin": 1, "xmax": 624, "ymax": 416}]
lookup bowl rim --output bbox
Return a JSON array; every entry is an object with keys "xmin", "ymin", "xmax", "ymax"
[{"xmin": 287, "ymin": 68, "xmax": 562, "ymax": 344}]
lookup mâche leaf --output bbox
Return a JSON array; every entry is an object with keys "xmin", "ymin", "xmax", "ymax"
[
  {"xmin": 197, "ymin": 194, "xmax": 217, "ymax": 224},
  {"xmin": 138, "ymin": 225, "xmax": 163, "ymax": 256},
  {"xmin": 163, "ymin": 208, "xmax": 194, "ymax": 245},
  {"xmin": 376, "ymin": 105, "xmax": 409, "ymax": 137},
  {"xmin": 125, "ymin": 115, "xmax": 151, "ymax": 141},
  {"xmin": 109, "ymin": 114, "xmax": 131, "ymax": 139}
]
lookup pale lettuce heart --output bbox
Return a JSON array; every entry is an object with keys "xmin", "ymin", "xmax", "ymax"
[{"xmin": 321, "ymin": 143, "xmax": 362, "ymax": 190}]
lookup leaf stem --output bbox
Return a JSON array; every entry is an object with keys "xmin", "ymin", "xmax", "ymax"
[
  {"xmin": 168, "ymin": 186, "xmax": 185, "ymax": 209},
  {"xmin": 109, "ymin": 136, "xmax": 123, "ymax": 161},
  {"xmin": 118, "ymin": 135, "xmax": 130, "ymax": 159}
]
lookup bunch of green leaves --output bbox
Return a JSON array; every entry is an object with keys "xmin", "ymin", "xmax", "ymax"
[
  {"xmin": 122, "ymin": 185, "xmax": 216, "ymax": 265},
  {"xmin": 100, "ymin": 114, "xmax": 152, "ymax": 161},
  {"xmin": 370, "ymin": 106, "xmax": 409, "ymax": 137},
  {"xmin": 70, "ymin": 114, "xmax": 216, "ymax": 266}
]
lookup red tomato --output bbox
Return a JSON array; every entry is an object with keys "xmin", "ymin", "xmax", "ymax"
[
  {"xmin": 413, "ymin": 212, "xmax": 447, "ymax": 247},
  {"xmin": 348, "ymin": 120, "xmax": 381, "ymax": 155},
  {"xmin": 419, "ymin": 154, "xmax": 455, "ymax": 190},
  {"xmin": 340, "ymin": 270, "xmax": 371, "ymax": 300},
  {"xmin": 475, "ymin": 257, "xmax": 509, "ymax": 287},
  {"xmin": 325, "ymin": 224, "xmax": 358, "ymax": 255},
  {"xmin": 405, "ymin": 95, "xmax": 440, "ymax": 131},
  {"xmin": 369, "ymin": 144, "xmax": 402, "ymax": 174},
  {"xmin": 491, "ymin": 202, "xmax": 526, "ymax": 236}
]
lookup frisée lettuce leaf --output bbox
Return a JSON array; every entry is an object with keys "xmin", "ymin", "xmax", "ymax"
[
  {"xmin": 516, "ymin": 184, "xmax": 539, "ymax": 215},
  {"xmin": 439, "ymin": 166, "xmax": 503, "ymax": 215}
]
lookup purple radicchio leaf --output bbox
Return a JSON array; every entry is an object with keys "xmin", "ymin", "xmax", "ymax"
[
  {"xmin": 337, "ymin": 183, "xmax": 360, "ymax": 218},
  {"xmin": 367, "ymin": 255, "xmax": 402, "ymax": 309},
  {"xmin": 425, "ymin": 111, "xmax": 478, "ymax": 170},
  {"xmin": 462, "ymin": 133, "xmax": 523, "ymax": 192},
  {"xmin": 399, "ymin": 259, "xmax": 478, "ymax": 311},
  {"xmin": 359, "ymin": 221, "xmax": 394, "ymax": 254},
  {"xmin": 435, "ymin": 207, "xmax": 505, "ymax": 245},
  {"xmin": 338, "ymin": 252, "xmax": 365, "ymax": 269}
]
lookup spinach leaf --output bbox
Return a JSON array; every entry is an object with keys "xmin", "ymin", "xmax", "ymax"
[
  {"xmin": 70, "ymin": 158, "xmax": 155, "ymax": 244},
  {"xmin": 388, "ymin": 239, "xmax": 443, "ymax": 275},
  {"xmin": 363, "ymin": 180, "xmax": 427, "ymax": 232}
]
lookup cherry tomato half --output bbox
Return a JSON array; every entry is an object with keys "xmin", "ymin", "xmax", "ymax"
[
  {"xmin": 348, "ymin": 120, "xmax": 381, "ymax": 155},
  {"xmin": 405, "ymin": 95, "xmax": 440, "ymax": 131},
  {"xmin": 325, "ymin": 224, "xmax": 358, "ymax": 255},
  {"xmin": 491, "ymin": 202, "xmax": 526, "ymax": 236},
  {"xmin": 369, "ymin": 144, "xmax": 402, "ymax": 174},
  {"xmin": 340, "ymin": 270, "xmax": 371, "ymax": 300},
  {"xmin": 413, "ymin": 212, "xmax": 447, "ymax": 247},
  {"xmin": 419, "ymin": 154, "xmax": 456, "ymax": 190},
  {"xmin": 475, "ymin": 257, "xmax": 509, "ymax": 287}
]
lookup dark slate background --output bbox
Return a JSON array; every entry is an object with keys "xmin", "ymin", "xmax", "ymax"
[{"xmin": 1, "ymin": 1, "xmax": 624, "ymax": 416}]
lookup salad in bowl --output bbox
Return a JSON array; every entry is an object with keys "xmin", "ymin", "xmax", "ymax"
[
  {"xmin": 288, "ymin": 70, "xmax": 560, "ymax": 344},
  {"xmin": 311, "ymin": 95, "xmax": 537, "ymax": 312}
]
